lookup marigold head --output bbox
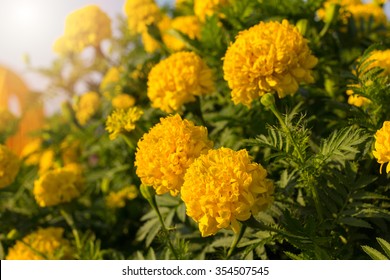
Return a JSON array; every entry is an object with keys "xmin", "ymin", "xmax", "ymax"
[
  {"xmin": 75, "ymin": 92, "xmax": 101, "ymax": 125},
  {"xmin": 6, "ymin": 227, "xmax": 72, "ymax": 260},
  {"xmin": 0, "ymin": 145, "xmax": 20, "ymax": 189},
  {"xmin": 194, "ymin": 0, "xmax": 231, "ymax": 22},
  {"xmin": 33, "ymin": 166, "xmax": 84, "ymax": 207},
  {"xmin": 373, "ymin": 121, "xmax": 390, "ymax": 174},
  {"xmin": 135, "ymin": 114, "xmax": 213, "ymax": 196},
  {"xmin": 112, "ymin": 94, "xmax": 136, "ymax": 110},
  {"xmin": 105, "ymin": 185, "xmax": 138, "ymax": 208},
  {"xmin": 181, "ymin": 147, "xmax": 274, "ymax": 237},
  {"xmin": 55, "ymin": 5, "xmax": 111, "ymax": 53},
  {"xmin": 105, "ymin": 107, "xmax": 144, "ymax": 140},
  {"xmin": 147, "ymin": 52, "xmax": 215, "ymax": 113},
  {"xmin": 223, "ymin": 19, "xmax": 318, "ymax": 107},
  {"xmin": 124, "ymin": 0, "xmax": 162, "ymax": 34}
]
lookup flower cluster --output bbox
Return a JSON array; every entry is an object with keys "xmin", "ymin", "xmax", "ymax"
[
  {"xmin": 124, "ymin": 0, "xmax": 161, "ymax": 34},
  {"xmin": 147, "ymin": 52, "xmax": 215, "ymax": 112},
  {"xmin": 223, "ymin": 20, "xmax": 318, "ymax": 107},
  {"xmin": 6, "ymin": 227, "xmax": 72, "ymax": 260},
  {"xmin": 181, "ymin": 148, "xmax": 274, "ymax": 237},
  {"xmin": 75, "ymin": 92, "xmax": 101, "ymax": 125},
  {"xmin": 112, "ymin": 94, "xmax": 136, "ymax": 110},
  {"xmin": 194, "ymin": 0, "xmax": 231, "ymax": 22},
  {"xmin": 33, "ymin": 165, "xmax": 84, "ymax": 207},
  {"xmin": 135, "ymin": 115, "xmax": 213, "ymax": 196},
  {"xmin": 0, "ymin": 145, "xmax": 20, "ymax": 189},
  {"xmin": 105, "ymin": 107, "xmax": 144, "ymax": 140},
  {"xmin": 105, "ymin": 185, "xmax": 138, "ymax": 208},
  {"xmin": 373, "ymin": 121, "xmax": 390, "ymax": 174},
  {"xmin": 53, "ymin": 5, "xmax": 111, "ymax": 54}
]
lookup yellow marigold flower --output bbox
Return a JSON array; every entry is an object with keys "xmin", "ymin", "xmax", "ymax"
[
  {"xmin": 223, "ymin": 20, "xmax": 318, "ymax": 107},
  {"xmin": 0, "ymin": 107, "xmax": 18, "ymax": 136},
  {"xmin": 33, "ymin": 166, "xmax": 83, "ymax": 207},
  {"xmin": 373, "ymin": 121, "xmax": 390, "ymax": 174},
  {"xmin": 168, "ymin": 16, "xmax": 201, "ymax": 51},
  {"xmin": 194, "ymin": 0, "xmax": 231, "ymax": 22},
  {"xmin": 20, "ymin": 138, "xmax": 42, "ymax": 165},
  {"xmin": 75, "ymin": 92, "xmax": 101, "ymax": 125},
  {"xmin": 124, "ymin": 0, "xmax": 162, "ymax": 34},
  {"xmin": 147, "ymin": 51, "xmax": 215, "ymax": 113},
  {"xmin": 317, "ymin": 0, "xmax": 362, "ymax": 24},
  {"xmin": 135, "ymin": 114, "xmax": 213, "ymax": 196},
  {"xmin": 181, "ymin": 148, "xmax": 274, "ymax": 237},
  {"xmin": 348, "ymin": 3, "xmax": 387, "ymax": 29},
  {"xmin": 112, "ymin": 94, "xmax": 136, "ymax": 110},
  {"xmin": 38, "ymin": 149, "xmax": 57, "ymax": 175},
  {"xmin": 105, "ymin": 185, "xmax": 138, "ymax": 208},
  {"xmin": 105, "ymin": 107, "xmax": 144, "ymax": 140},
  {"xmin": 55, "ymin": 5, "xmax": 111, "ymax": 53},
  {"xmin": 0, "ymin": 145, "xmax": 20, "ymax": 189},
  {"xmin": 6, "ymin": 227, "xmax": 72, "ymax": 260},
  {"xmin": 347, "ymin": 50, "xmax": 390, "ymax": 107}
]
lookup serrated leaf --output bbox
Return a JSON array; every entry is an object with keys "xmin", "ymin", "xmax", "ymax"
[
  {"xmin": 362, "ymin": 245, "xmax": 388, "ymax": 260},
  {"xmin": 145, "ymin": 223, "xmax": 162, "ymax": 248},
  {"xmin": 176, "ymin": 202, "xmax": 186, "ymax": 223},
  {"xmin": 340, "ymin": 217, "xmax": 372, "ymax": 228},
  {"xmin": 376, "ymin": 238, "xmax": 390, "ymax": 258},
  {"xmin": 136, "ymin": 218, "xmax": 160, "ymax": 242}
]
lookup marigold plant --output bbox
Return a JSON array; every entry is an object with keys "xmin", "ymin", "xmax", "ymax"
[
  {"xmin": 6, "ymin": 227, "xmax": 72, "ymax": 260},
  {"xmin": 223, "ymin": 19, "xmax": 318, "ymax": 107},
  {"xmin": 147, "ymin": 51, "xmax": 215, "ymax": 112},
  {"xmin": 135, "ymin": 114, "xmax": 213, "ymax": 196},
  {"xmin": 181, "ymin": 147, "xmax": 274, "ymax": 237}
]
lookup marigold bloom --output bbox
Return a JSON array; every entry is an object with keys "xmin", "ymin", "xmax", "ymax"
[
  {"xmin": 33, "ymin": 165, "xmax": 84, "ymax": 207},
  {"xmin": 181, "ymin": 148, "xmax": 274, "ymax": 237},
  {"xmin": 6, "ymin": 227, "xmax": 72, "ymax": 260},
  {"xmin": 54, "ymin": 5, "xmax": 111, "ymax": 53},
  {"xmin": 0, "ymin": 145, "xmax": 20, "ymax": 189},
  {"xmin": 105, "ymin": 107, "xmax": 144, "ymax": 140},
  {"xmin": 194, "ymin": 0, "xmax": 231, "ymax": 22},
  {"xmin": 105, "ymin": 185, "xmax": 138, "ymax": 208},
  {"xmin": 147, "ymin": 52, "xmax": 215, "ymax": 112},
  {"xmin": 75, "ymin": 92, "xmax": 101, "ymax": 125},
  {"xmin": 223, "ymin": 20, "xmax": 318, "ymax": 107},
  {"xmin": 135, "ymin": 114, "xmax": 213, "ymax": 196},
  {"xmin": 112, "ymin": 94, "xmax": 136, "ymax": 110},
  {"xmin": 348, "ymin": 3, "xmax": 387, "ymax": 29},
  {"xmin": 124, "ymin": 0, "xmax": 161, "ymax": 34},
  {"xmin": 373, "ymin": 121, "xmax": 390, "ymax": 174},
  {"xmin": 347, "ymin": 50, "xmax": 390, "ymax": 107}
]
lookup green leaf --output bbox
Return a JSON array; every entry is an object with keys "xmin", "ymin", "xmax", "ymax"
[
  {"xmin": 362, "ymin": 245, "xmax": 388, "ymax": 260},
  {"xmin": 340, "ymin": 217, "xmax": 372, "ymax": 229},
  {"xmin": 176, "ymin": 202, "xmax": 186, "ymax": 223},
  {"xmin": 376, "ymin": 238, "xmax": 390, "ymax": 259}
]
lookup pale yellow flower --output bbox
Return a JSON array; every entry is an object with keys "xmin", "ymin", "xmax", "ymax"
[
  {"xmin": 54, "ymin": 5, "xmax": 111, "ymax": 54},
  {"xmin": 105, "ymin": 185, "xmax": 138, "ymax": 208},
  {"xmin": 181, "ymin": 148, "xmax": 274, "ymax": 237},
  {"xmin": 6, "ymin": 227, "xmax": 72, "ymax": 260},
  {"xmin": 373, "ymin": 121, "xmax": 390, "ymax": 173},
  {"xmin": 0, "ymin": 145, "xmax": 20, "ymax": 189},
  {"xmin": 105, "ymin": 107, "xmax": 144, "ymax": 140},
  {"xmin": 33, "ymin": 166, "xmax": 84, "ymax": 207},
  {"xmin": 75, "ymin": 92, "xmax": 101, "ymax": 125},
  {"xmin": 112, "ymin": 94, "xmax": 136, "ymax": 110},
  {"xmin": 123, "ymin": 0, "xmax": 162, "ymax": 34},
  {"xmin": 147, "ymin": 51, "xmax": 215, "ymax": 112},
  {"xmin": 223, "ymin": 19, "xmax": 317, "ymax": 107},
  {"xmin": 135, "ymin": 114, "xmax": 213, "ymax": 196}
]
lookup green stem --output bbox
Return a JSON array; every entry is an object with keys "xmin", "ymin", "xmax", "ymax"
[
  {"xmin": 140, "ymin": 186, "xmax": 179, "ymax": 259},
  {"xmin": 268, "ymin": 103, "xmax": 305, "ymax": 164},
  {"xmin": 120, "ymin": 133, "xmax": 135, "ymax": 150},
  {"xmin": 227, "ymin": 223, "xmax": 247, "ymax": 259},
  {"xmin": 60, "ymin": 209, "xmax": 81, "ymax": 250}
]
